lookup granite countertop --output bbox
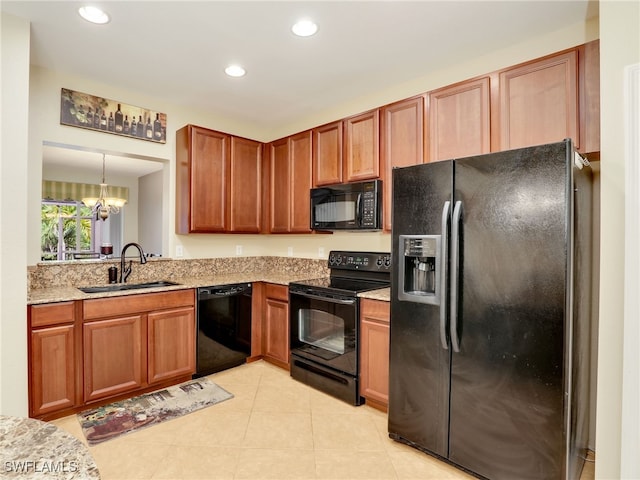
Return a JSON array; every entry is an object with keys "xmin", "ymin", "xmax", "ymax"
[
  {"xmin": 29, "ymin": 276, "xmax": 391, "ymax": 305},
  {"xmin": 0, "ymin": 415, "xmax": 100, "ymax": 479},
  {"xmin": 358, "ymin": 287, "xmax": 391, "ymax": 302},
  {"xmin": 27, "ymin": 272, "xmax": 328, "ymax": 305}
]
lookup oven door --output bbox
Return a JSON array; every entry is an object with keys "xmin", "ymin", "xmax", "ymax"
[{"xmin": 289, "ymin": 288, "xmax": 358, "ymax": 376}]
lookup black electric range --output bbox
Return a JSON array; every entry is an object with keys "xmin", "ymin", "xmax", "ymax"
[{"xmin": 288, "ymin": 251, "xmax": 391, "ymax": 405}]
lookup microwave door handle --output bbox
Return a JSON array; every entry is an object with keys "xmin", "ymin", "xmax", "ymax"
[{"xmin": 356, "ymin": 193, "xmax": 363, "ymax": 226}]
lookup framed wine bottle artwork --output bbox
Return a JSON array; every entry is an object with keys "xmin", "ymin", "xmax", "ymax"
[{"xmin": 60, "ymin": 88, "xmax": 167, "ymax": 144}]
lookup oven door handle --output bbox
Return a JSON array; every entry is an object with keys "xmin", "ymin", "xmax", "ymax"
[{"xmin": 290, "ymin": 291, "xmax": 357, "ymax": 305}]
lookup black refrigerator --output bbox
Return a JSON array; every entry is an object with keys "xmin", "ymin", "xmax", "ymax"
[{"xmin": 388, "ymin": 140, "xmax": 592, "ymax": 480}]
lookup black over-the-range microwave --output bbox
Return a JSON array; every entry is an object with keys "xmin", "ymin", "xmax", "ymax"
[{"xmin": 310, "ymin": 179, "xmax": 382, "ymax": 231}]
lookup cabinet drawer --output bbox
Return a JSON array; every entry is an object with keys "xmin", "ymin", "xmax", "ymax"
[
  {"xmin": 83, "ymin": 289, "xmax": 195, "ymax": 320},
  {"xmin": 265, "ymin": 283, "xmax": 288, "ymax": 302},
  {"xmin": 30, "ymin": 301, "xmax": 75, "ymax": 328},
  {"xmin": 360, "ymin": 299, "xmax": 390, "ymax": 324}
]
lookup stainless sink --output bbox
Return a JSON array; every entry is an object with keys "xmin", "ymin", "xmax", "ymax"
[{"xmin": 78, "ymin": 280, "xmax": 181, "ymax": 294}]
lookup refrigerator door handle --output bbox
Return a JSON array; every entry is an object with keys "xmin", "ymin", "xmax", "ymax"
[
  {"xmin": 450, "ymin": 200, "xmax": 462, "ymax": 353},
  {"xmin": 440, "ymin": 200, "xmax": 451, "ymax": 350}
]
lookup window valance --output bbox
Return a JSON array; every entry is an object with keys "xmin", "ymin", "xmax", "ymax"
[{"xmin": 42, "ymin": 180, "xmax": 129, "ymax": 203}]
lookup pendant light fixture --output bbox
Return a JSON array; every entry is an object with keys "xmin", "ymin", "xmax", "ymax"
[{"xmin": 82, "ymin": 154, "xmax": 126, "ymax": 221}]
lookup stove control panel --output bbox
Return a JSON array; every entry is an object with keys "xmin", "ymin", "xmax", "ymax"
[{"xmin": 328, "ymin": 251, "xmax": 391, "ymax": 271}]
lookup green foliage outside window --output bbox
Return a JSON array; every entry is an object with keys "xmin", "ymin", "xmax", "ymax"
[{"xmin": 41, "ymin": 202, "xmax": 93, "ymax": 260}]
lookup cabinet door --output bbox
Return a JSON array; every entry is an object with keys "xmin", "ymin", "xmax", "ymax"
[
  {"xmin": 148, "ymin": 307, "xmax": 196, "ymax": 384},
  {"xmin": 83, "ymin": 315, "xmax": 145, "ymax": 402},
  {"xmin": 189, "ymin": 126, "xmax": 230, "ymax": 232},
  {"xmin": 344, "ymin": 109, "xmax": 380, "ymax": 182},
  {"xmin": 264, "ymin": 284, "xmax": 289, "ymax": 368},
  {"xmin": 30, "ymin": 325, "xmax": 76, "ymax": 416},
  {"xmin": 359, "ymin": 299, "xmax": 390, "ymax": 411},
  {"xmin": 428, "ymin": 77, "xmax": 491, "ymax": 162},
  {"xmin": 381, "ymin": 96, "xmax": 425, "ymax": 231},
  {"xmin": 499, "ymin": 50, "xmax": 578, "ymax": 150},
  {"xmin": 289, "ymin": 130, "xmax": 312, "ymax": 233},
  {"xmin": 313, "ymin": 121, "xmax": 343, "ymax": 186},
  {"xmin": 230, "ymin": 136, "xmax": 262, "ymax": 232},
  {"xmin": 269, "ymin": 138, "xmax": 291, "ymax": 233},
  {"xmin": 578, "ymin": 40, "xmax": 600, "ymax": 155}
]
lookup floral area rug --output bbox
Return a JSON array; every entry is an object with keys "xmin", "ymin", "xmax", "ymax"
[{"xmin": 77, "ymin": 378, "xmax": 233, "ymax": 445}]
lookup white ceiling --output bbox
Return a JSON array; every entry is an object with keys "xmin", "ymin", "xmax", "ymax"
[{"xmin": 3, "ymin": 0, "xmax": 598, "ymax": 176}]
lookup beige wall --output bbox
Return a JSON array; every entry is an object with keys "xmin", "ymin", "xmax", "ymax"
[
  {"xmin": 0, "ymin": 13, "xmax": 30, "ymax": 416},
  {"xmin": 596, "ymin": 1, "xmax": 640, "ymax": 478}
]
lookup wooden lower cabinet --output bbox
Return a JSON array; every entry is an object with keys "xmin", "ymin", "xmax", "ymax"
[
  {"xmin": 263, "ymin": 283, "xmax": 290, "ymax": 368},
  {"xmin": 30, "ymin": 324, "xmax": 77, "ymax": 416},
  {"xmin": 28, "ymin": 289, "xmax": 196, "ymax": 419},
  {"xmin": 359, "ymin": 298, "xmax": 390, "ymax": 412},
  {"xmin": 28, "ymin": 301, "xmax": 81, "ymax": 418},
  {"xmin": 83, "ymin": 315, "xmax": 145, "ymax": 403},
  {"xmin": 147, "ymin": 307, "xmax": 196, "ymax": 384},
  {"xmin": 83, "ymin": 290, "xmax": 196, "ymax": 404}
]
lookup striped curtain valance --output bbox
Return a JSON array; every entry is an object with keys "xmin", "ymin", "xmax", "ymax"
[{"xmin": 42, "ymin": 180, "xmax": 129, "ymax": 203}]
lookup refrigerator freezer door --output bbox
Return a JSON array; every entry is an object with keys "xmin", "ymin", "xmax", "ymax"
[
  {"xmin": 448, "ymin": 142, "xmax": 570, "ymax": 479},
  {"xmin": 388, "ymin": 160, "xmax": 453, "ymax": 458}
]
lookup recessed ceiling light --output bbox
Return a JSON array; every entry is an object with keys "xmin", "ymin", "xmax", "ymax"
[
  {"xmin": 78, "ymin": 6, "xmax": 110, "ymax": 24},
  {"xmin": 225, "ymin": 65, "xmax": 246, "ymax": 78},
  {"xmin": 291, "ymin": 19, "xmax": 318, "ymax": 37}
]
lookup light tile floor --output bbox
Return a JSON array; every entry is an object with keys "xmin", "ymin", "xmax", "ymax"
[{"xmin": 52, "ymin": 360, "xmax": 596, "ymax": 480}]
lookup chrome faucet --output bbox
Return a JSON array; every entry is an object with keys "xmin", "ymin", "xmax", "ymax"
[{"xmin": 119, "ymin": 242, "xmax": 147, "ymax": 283}]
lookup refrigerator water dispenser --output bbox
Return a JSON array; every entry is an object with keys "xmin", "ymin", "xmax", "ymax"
[{"xmin": 398, "ymin": 235, "xmax": 441, "ymax": 305}]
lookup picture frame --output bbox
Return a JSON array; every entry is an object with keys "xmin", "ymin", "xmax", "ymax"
[{"xmin": 60, "ymin": 88, "xmax": 167, "ymax": 144}]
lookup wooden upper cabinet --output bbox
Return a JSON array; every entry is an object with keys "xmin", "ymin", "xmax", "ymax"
[
  {"xmin": 578, "ymin": 40, "xmax": 600, "ymax": 156},
  {"xmin": 344, "ymin": 109, "xmax": 380, "ymax": 182},
  {"xmin": 313, "ymin": 121, "xmax": 343, "ymax": 186},
  {"xmin": 176, "ymin": 125, "xmax": 229, "ymax": 233},
  {"xmin": 289, "ymin": 131, "xmax": 313, "ymax": 233},
  {"xmin": 498, "ymin": 50, "xmax": 578, "ymax": 151},
  {"xmin": 267, "ymin": 131, "xmax": 312, "ymax": 233},
  {"xmin": 230, "ymin": 136, "xmax": 262, "ymax": 233},
  {"xmin": 427, "ymin": 77, "xmax": 491, "ymax": 162},
  {"xmin": 268, "ymin": 138, "xmax": 291, "ymax": 233},
  {"xmin": 176, "ymin": 125, "xmax": 263, "ymax": 234},
  {"xmin": 380, "ymin": 96, "xmax": 425, "ymax": 231}
]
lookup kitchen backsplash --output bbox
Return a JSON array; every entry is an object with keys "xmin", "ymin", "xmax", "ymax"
[{"xmin": 28, "ymin": 256, "xmax": 329, "ymax": 291}]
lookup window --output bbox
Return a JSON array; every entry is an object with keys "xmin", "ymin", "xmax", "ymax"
[{"xmin": 41, "ymin": 200, "xmax": 104, "ymax": 261}]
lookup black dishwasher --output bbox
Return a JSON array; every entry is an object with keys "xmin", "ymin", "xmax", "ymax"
[{"xmin": 194, "ymin": 283, "xmax": 252, "ymax": 378}]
